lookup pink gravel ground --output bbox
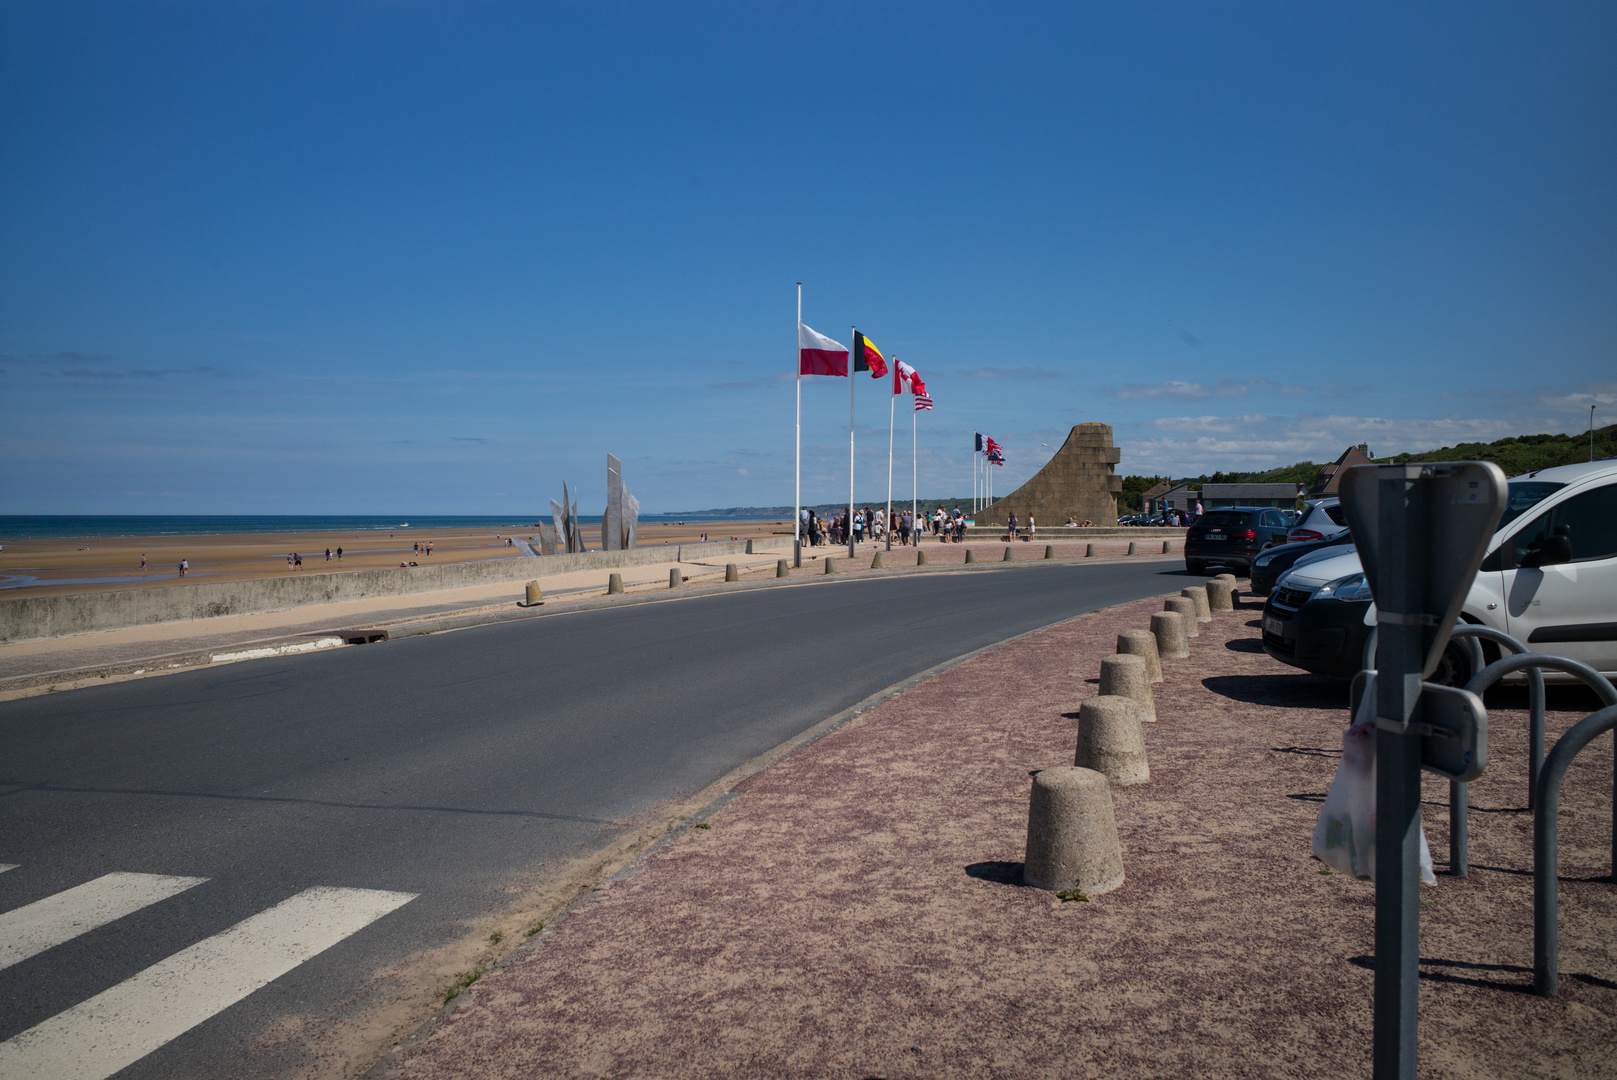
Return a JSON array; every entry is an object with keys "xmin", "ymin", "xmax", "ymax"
[{"xmin": 386, "ymin": 591, "xmax": 1615, "ymax": 1080}]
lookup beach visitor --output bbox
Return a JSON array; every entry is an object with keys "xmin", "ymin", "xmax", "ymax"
[
  {"xmin": 294, "ymin": 553, "xmax": 302, "ymax": 569},
  {"xmin": 336, "ymin": 547, "xmax": 343, "ymax": 560},
  {"xmin": 140, "ymin": 553, "xmax": 146, "ymax": 570},
  {"xmin": 325, "ymin": 548, "xmax": 332, "ymax": 562},
  {"xmin": 287, "ymin": 553, "xmax": 294, "ymax": 570}
]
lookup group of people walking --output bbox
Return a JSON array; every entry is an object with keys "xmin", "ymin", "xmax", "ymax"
[{"xmin": 797, "ymin": 505, "xmax": 983, "ymax": 546}]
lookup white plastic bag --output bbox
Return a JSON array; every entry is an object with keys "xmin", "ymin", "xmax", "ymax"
[{"xmin": 1312, "ymin": 672, "xmax": 1436, "ymax": 884}]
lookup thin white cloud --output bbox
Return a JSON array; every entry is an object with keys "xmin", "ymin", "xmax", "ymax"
[
  {"xmin": 954, "ymin": 367, "xmax": 1062, "ymax": 380},
  {"xmin": 1537, "ymin": 382, "xmax": 1617, "ymax": 413}
]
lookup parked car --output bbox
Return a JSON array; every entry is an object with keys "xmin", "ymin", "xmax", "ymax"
[
  {"xmin": 1248, "ymin": 530, "xmax": 1356, "ymax": 596},
  {"xmin": 1262, "ymin": 459, "xmax": 1617, "ymax": 683},
  {"xmin": 1183, "ymin": 507, "xmax": 1294, "ymax": 575},
  {"xmin": 1287, "ymin": 498, "xmax": 1349, "ymax": 543}
]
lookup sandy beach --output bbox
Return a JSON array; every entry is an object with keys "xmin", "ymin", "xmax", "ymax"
[{"xmin": 0, "ymin": 520, "xmax": 791, "ymax": 598}]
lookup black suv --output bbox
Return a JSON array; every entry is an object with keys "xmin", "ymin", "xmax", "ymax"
[{"xmin": 1183, "ymin": 507, "xmax": 1294, "ymax": 575}]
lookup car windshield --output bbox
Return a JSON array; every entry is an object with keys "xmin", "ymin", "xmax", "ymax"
[
  {"xmin": 1496, "ymin": 481, "xmax": 1565, "ymax": 532},
  {"xmin": 1196, "ymin": 511, "xmax": 1251, "ymax": 528}
]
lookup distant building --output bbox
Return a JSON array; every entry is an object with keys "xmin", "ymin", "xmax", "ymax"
[
  {"xmin": 1200, "ymin": 483, "xmax": 1305, "ymax": 509},
  {"xmin": 1152, "ymin": 482, "xmax": 1199, "ymax": 513},
  {"xmin": 1140, "ymin": 480, "xmax": 1173, "ymax": 513},
  {"xmin": 1310, "ymin": 444, "xmax": 1374, "ymax": 495}
]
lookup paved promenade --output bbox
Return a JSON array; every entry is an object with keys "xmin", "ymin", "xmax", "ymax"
[{"xmin": 380, "ymin": 593, "xmax": 1616, "ymax": 1080}]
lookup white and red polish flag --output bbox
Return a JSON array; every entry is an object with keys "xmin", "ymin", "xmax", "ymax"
[
  {"xmin": 798, "ymin": 323, "xmax": 850, "ymax": 376},
  {"xmin": 892, "ymin": 359, "xmax": 919, "ymax": 394}
]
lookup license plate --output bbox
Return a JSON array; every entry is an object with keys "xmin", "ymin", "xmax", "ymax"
[
  {"xmin": 1203, "ymin": 535, "xmax": 1225, "ymax": 541},
  {"xmin": 1264, "ymin": 615, "xmax": 1285, "ymax": 636}
]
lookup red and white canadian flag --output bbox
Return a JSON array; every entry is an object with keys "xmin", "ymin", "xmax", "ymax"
[{"xmin": 892, "ymin": 359, "xmax": 919, "ymax": 394}]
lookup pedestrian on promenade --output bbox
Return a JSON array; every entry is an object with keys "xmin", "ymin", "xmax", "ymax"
[
  {"xmin": 1008, "ymin": 512, "xmax": 1018, "ymax": 539},
  {"xmin": 1028, "ymin": 515, "xmax": 1036, "ymax": 538}
]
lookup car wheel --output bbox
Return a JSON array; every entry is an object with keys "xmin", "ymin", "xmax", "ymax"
[
  {"xmin": 1185, "ymin": 560, "xmax": 1206, "ymax": 575},
  {"xmin": 1428, "ymin": 639, "xmax": 1474, "ymax": 689}
]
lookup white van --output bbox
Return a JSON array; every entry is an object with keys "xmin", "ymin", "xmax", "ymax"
[{"xmin": 1262, "ymin": 458, "xmax": 1617, "ymax": 681}]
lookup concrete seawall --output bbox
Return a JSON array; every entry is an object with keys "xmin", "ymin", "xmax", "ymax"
[{"xmin": 0, "ymin": 539, "xmax": 788, "ymax": 644}]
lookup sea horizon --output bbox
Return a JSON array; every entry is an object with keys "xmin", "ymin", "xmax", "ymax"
[{"xmin": 0, "ymin": 513, "xmax": 783, "ymax": 541}]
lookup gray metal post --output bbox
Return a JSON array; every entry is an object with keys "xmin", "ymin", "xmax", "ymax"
[{"xmin": 1373, "ymin": 472, "xmax": 1423, "ymax": 1080}]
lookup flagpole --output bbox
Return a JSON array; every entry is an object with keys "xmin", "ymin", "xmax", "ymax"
[
  {"xmin": 911, "ymin": 396, "xmax": 917, "ymax": 547},
  {"xmin": 794, "ymin": 284, "xmax": 802, "ymax": 568},
  {"xmin": 886, "ymin": 360, "xmax": 895, "ymax": 552},
  {"xmin": 849, "ymin": 326, "xmax": 856, "ymax": 560}
]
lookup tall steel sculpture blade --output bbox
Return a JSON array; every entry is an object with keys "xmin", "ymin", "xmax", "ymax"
[
  {"xmin": 622, "ymin": 490, "xmax": 639, "ymax": 550},
  {"xmin": 537, "ymin": 522, "xmax": 559, "ymax": 555},
  {"xmin": 605, "ymin": 454, "xmax": 624, "ymax": 552}
]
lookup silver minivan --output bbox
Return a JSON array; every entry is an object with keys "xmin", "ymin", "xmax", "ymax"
[{"xmin": 1263, "ymin": 458, "xmax": 1617, "ymax": 680}]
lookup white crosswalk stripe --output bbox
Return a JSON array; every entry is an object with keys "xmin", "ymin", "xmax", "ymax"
[
  {"xmin": 0, "ymin": 885, "xmax": 416, "ymax": 1080},
  {"xmin": 0, "ymin": 865, "xmax": 16, "ymax": 875},
  {"xmin": 0, "ymin": 872, "xmax": 207, "ymax": 972}
]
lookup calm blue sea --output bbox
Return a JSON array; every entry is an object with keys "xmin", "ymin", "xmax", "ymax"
[
  {"xmin": 0, "ymin": 513, "xmax": 776, "ymax": 541},
  {"xmin": 0, "ymin": 515, "xmax": 598, "ymax": 541}
]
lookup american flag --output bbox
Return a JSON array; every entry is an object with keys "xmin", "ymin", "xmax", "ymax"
[{"xmin": 913, "ymin": 391, "xmax": 933, "ymax": 412}]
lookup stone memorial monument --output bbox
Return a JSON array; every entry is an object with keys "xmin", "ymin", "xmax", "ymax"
[{"xmin": 984, "ymin": 422, "xmax": 1124, "ymax": 527}]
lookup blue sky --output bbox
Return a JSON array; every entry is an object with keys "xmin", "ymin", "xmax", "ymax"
[{"xmin": 2, "ymin": 2, "xmax": 1613, "ymax": 515}]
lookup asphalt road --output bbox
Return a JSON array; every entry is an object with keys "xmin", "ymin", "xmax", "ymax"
[{"xmin": 0, "ymin": 558, "xmax": 1190, "ymax": 1079}]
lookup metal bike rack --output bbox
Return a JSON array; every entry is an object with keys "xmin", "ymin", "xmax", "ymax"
[
  {"xmin": 1534, "ymin": 702, "xmax": 1617, "ymax": 996},
  {"xmin": 1364, "ymin": 623, "xmax": 1547, "ymax": 875}
]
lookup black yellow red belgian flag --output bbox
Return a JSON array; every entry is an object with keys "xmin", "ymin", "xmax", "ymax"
[{"xmin": 852, "ymin": 331, "xmax": 888, "ymax": 378}]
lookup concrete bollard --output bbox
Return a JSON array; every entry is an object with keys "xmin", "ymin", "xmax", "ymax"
[
  {"xmin": 524, "ymin": 581, "xmax": 543, "ymax": 606},
  {"xmin": 1205, "ymin": 577, "xmax": 1235, "ymax": 612},
  {"xmin": 1162, "ymin": 540, "xmax": 1172, "ymax": 554},
  {"xmin": 1075, "ymin": 696, "xmax": 1149, "ymax": 785},
  {"xmin": 1004, "ymin": 546, "xmax": 1014, "ymax": 562},
  {"xmin": 1127, "ymin": 541, "xmax": 1138, "ymax": 556},
  {"xmin": 917, "ymin": 549, "xmax": 928, "ymax": 566},
  {"xmin": 1085, "ymin": 543, "xmax": 1096, "ymax": 558},
  {"xmin": 1044, "ymin": 545, "xmax": 1054, "ymax": 559},
  {"xmin": 1151, "ymin": 611, "xmax": 1191, "ymax": 659},
  {"xmin": 777, "ymin": 559, "xmax": 790, "ymax": 578},
  {"xmin": 1116, "ymin": 629, "xmax": 1163, "ymax": 683},
  {"xmin": 1098, "ymin": 653, "xmax": 1157, "ymax": 723},
  {"xmin": 871, "ymin": 551, "xmax": 883, "ymax": 569},
  {"xmin": 965, "ymin": 548, "xmax": 976, "ymax": 564},
  {"xmin": 607, "ymin": 573, "xmax": 623, "ymax": 595},
  {"xmin": 746, "ymin": 539, "xmax": 757, "ymax": 554},
  {"xmin": 1164, "ymin": 596, "xmax": 1200, "ymax": 637},
  {"xmin": 669, "ymin": 568, "xmax": 682, "ymax": 589},
  {"xmin": 1212, "ymin": 573, "xmax": 1240, "ymax": 606},
  {"xmin": 825, "ymin": 556, "xmax": 837, "ymax": 574},
  {"xmin": 1022, "ymin": 767, "xmax": 1125, "ymax": 894},
  {"xmin": 725, "ymin": 563, "xmax": 739, "ymax": 583},
  {"xmin": 1180, "ymin": 586, "xmax": 1212, "ymax": 622}
]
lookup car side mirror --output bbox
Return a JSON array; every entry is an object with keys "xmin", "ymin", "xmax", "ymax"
[{"xmin": 1520, "ymin": 525, "xmax": 1573, "ymax": 569}]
